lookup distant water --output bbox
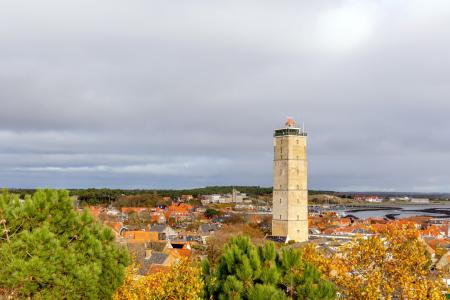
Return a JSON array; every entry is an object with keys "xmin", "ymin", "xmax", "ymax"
[{"xmin": 341, "ymin": 205, "xmax": 450, "ymax": 219}]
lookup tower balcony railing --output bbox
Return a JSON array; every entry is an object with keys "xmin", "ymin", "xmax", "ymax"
[{"xmin": 274, "ymin": 128, "xmax": 307, "ymax": 137}]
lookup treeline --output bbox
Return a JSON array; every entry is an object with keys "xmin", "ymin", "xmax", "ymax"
[
  {"xmin": 157, "ymin": 186, "xmax": 273, "ymax": 197},
  {"xmin": 71, "ymin": 186, "xmax": 275, "ymax": 206},
  {"xmin": 8, "ymin": 187, "xmax": 333, "ymax": 206},
  {"xmin": 113, "ymin": 194, "xmax": 170, "ymax": 208}
]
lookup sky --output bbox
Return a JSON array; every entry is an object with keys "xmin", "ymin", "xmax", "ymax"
[{"xmin": 1, "ymin": 0, "xmax": 450, "ymax": 192}]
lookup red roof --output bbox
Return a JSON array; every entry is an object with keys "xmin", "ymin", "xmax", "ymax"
[
  {"xmin": 285, "ymin": 118, "xmax": 296, "ymax": 127},
  {"xmin": 121, "ymin": 207, "xmax": 148, "ymax": 214}
]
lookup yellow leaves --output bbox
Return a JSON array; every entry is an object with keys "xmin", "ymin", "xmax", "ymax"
[
  {"xmin": 304, "ymin": 224, "xmax": 447, "ymax": 299},
  {"xmin": 113, "ymin": 258, "xmax": 203, "ymax": 300}
]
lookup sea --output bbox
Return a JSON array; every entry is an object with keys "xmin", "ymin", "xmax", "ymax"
[{"xmin": 336, "ymin": 205, "xmax": 450, "ymax": 219}]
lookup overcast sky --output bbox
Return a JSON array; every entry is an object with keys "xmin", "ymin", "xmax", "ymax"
[{"xmin": 1, "ymin": 0, "xmax": 450, "ymax": 191}]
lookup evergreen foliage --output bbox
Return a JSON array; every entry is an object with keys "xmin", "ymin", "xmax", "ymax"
[
  {"xmin": 205, "ymin": 208, "xmax": 222, "ymax": 218},
  {"xmin": 0, "ymin": 190, "xmax": 129, "ymax": 299},
  {"xmin": 202, "ymin": 235, "xmax": 335, "ymax": 300},
  {"xmin": 7, "ymin": 187, "xmax": 333, "ymax": 207},
  {"xmin": 113, "ymin": 193, "xmax": 168, "ymax": 208}
]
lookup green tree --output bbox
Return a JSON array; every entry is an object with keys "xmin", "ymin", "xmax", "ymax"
[
  {"xmin": 295, "ymin": 264, "xmax": 336, "ymax": 300},
  {"xmin": 203, "ymin": 235, "xmax": 335, "ymax": 300},
  {"xmin": 205, "ymin": 208, "xmax": 221, "ymax": 218},
  {"xmin": 248, "ymin": 284, "xmax": 287, "ymax": 300},
  {"xmin": 0, "ymin": 190, "xmax": 129, "ymax": 299}
]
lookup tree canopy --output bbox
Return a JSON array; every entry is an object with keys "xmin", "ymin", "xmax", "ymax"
[
  {"xmin": 0, "ymin": 189, "xmax": 129, "ymax": 299},
  {"xmin": 114, "ymin": 258, "xmax": 203, "ymax": 300},
  {"xmin": 304, "ymin": 223, "xmax": 446, "ymax": 299},
  {"xmin": 202, "ymin": 235, "xmax": 335, "ymax": 300}
]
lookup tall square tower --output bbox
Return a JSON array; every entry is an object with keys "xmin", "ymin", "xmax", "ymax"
[{"xmin": 272, "ymin": 118, "xmax": 308, "ymax": 242}]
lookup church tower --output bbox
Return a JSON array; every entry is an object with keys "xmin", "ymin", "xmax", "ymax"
[{"xmin": 272, "ymin": 118, "xmax": 308, "ymax": 242}]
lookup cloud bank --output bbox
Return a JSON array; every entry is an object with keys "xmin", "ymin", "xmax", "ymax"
[{"xmin": 1, "ymin": 0, "xmax": 450, "ymax": 191}]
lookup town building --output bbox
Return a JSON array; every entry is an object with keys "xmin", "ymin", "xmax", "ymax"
[
  {"xmin": 354, "ymin": 196, "xmax": 383, "ymax": 203},
  {"xmin": 201, "ymin": 189, "xmax": 248, "ymax": 204},
  {"xmin": 272, "ymin": 118, "xmax": 308, "ymax": 242},
  {"xmin": 180, "ymin": 194, "xmax": 194, "ymax": 201},
  {"xmin": 410, "ymin": 198, "xmax": 430, "ymax": 204}
]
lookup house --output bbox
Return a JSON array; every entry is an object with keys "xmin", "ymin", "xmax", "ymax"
[
  {"xmin": 139, "ymin": 251, "xmax": 171, "ymax": 275},
  {"xmin": 365, "ymin": 196, "xmax": 383, "ymax": 203},
  {"xmin": 436, "ymin": 251, "xmax": 450, "ymax": 272},
  {"xmin": 150, "ymin": 212, "xmax": 166, "ymax": 224},
  {"xmin": 149, "ymin": 224, "xmax": 177, "ymax": 240},
  {"xmin": 410, "ymin": 198, "xmax": 430, "ymax": 204},
  {"xmin": 420, "ymin": 225, "xmax": 444, "ymax": 239},
  {"xmin": 165, "ymin": 203, "xmax": 193, "ymax": 221},
  {"xmin": 122, "ymin": 230, "xmax": 159, "ymax": 243},
  {"xmin": 121, "ymin": 207, "xmax": 148, "ymax": 214},
  {"xmin": 128, "ymin": 242, "xmax": 180, "ymax": 275},
  {"xmin": 165, "ymin": 242, "xmax": 192, "ymax": 258},
  {"xmin": 309, "ymin": 228, "xmax": 321, "ymax": 235},
  {"xmin": 147, "ymin": 239, "xmax": 170, "ymax": 248},
  {"xmin": 104, "ymin": 221, "xmax": 125, "ymax": 237},
  {"xmin": 421, "ymin": 239, "xmax": 436, "ymax": 263},
  {"xmin": 180, "ymin": 195, "xmax": 194, "ymax": 201},
  {"xmin": 197, "ymin": 223, "xmax": 220, "ymax": 243},
  {"xmin": 106, "ymin": 207, "xmax": 121, "ymax": 216},
  {"xmin": 354, "ymin": 196, "xmax": 383, "ymax": 203},
  {"xmin": 87, "ymin": 206, "xmax": 104, "ymax": 218},
  {"xmin": 198, "ymin": 223, "xmax": 219, "ymax": 235},
  {"xmin": 203, "ymin": 194, "xmax": 221, "ymax": 204}
]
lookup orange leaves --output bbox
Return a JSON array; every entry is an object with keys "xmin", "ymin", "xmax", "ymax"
[{"xmin": 304, "ymin": 224, "xmax": 447, "ymax": 299}]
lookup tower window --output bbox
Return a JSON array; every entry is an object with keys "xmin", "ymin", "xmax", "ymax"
[
  {"xmin": 297, "ymin": 185, "xmax": 299, "ymax": 189},
  {"xmin": 296, "ymin": 140, "xmax": 299, "ymax": 144},
  {"xmin": 297, "ymin": 215, "xmax": 299, "ymax": 220},
  {"xmin": 280, "ymin": 215, "xmax": 282, "ymax": 220},
  {"xmin": 279, "ymin": 199, "xmax": 282, "ymax": 204}
]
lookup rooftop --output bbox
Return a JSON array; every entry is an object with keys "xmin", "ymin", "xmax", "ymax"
[{"xmin": 274, "ymin": 118, "xmax": 307, "ymax": 137}]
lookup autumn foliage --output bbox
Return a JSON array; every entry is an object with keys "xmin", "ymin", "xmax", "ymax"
[
  {"xmin": 113, "ymin": 258, "xmax": 203, "ymax": 300},
  {"xmin": 304, "ymin": 223, "xmax": 447, "ymax": 299}
]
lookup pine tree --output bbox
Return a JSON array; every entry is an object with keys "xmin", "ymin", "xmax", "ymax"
[
  {"xmin": 203, "ymin": 235, "xmax": 336, "ymax": 300},
  {"xmin": 0, "ymin": 190, "xmax": 129, "ymax": 299},
  {"xmin": 215, "ymin": 235, "xmax": 262, "ymax": 299},
  {"xmin": 247, "ymin": 284, "xmax": 287, "ymax": 300},
  {"xmin": 295, "ymin": 264, "xmax": 335, "ymax": 300}
]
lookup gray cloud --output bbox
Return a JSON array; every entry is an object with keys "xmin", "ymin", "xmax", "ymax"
[{"xmin": 1, "ymin": 0, "xmax": 450, "ymax": 191}]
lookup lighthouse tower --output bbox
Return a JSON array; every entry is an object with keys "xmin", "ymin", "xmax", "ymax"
[{"xmin": 271, "ymin": 118, "xmax": 308, "ymax": 242}]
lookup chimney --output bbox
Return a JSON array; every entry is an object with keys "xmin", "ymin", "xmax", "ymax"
[{"xmin": 145, "ymin": 249, "xmax": 152, "ymax": 258}]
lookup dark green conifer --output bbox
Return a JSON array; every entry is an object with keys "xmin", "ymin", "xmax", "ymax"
[
  {"xmin": 203, "ymin": 235, "xmax": 336, "ymax": 300},
  {"xmin": 0, "ymin": 190, "xmax": 129, "ymax": 299}
]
